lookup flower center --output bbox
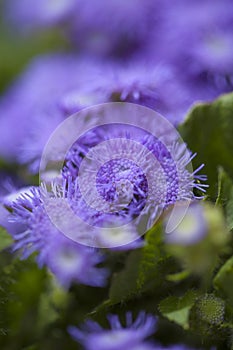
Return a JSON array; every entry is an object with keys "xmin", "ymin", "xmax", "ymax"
[{"xmin": 96, "ymin": 158, "xmax": 148, "ymax": 210}]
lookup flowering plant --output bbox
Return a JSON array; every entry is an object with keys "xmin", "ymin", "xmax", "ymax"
[{"xmin": 1, "ymin": 1, "xmax": 233, "ymax": 349}]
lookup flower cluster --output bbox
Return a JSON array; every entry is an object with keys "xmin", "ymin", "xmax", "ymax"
[
  {"xmin": 2, "ymin": 118, "xmax": 207, "ymax": 290},
  {"xmin": 0, "ymin": 1, "xmax": 229, "ymax": 349},
  {"xmin": 1, "ymin": 1, "xmax": 233, "ymax": 167}
]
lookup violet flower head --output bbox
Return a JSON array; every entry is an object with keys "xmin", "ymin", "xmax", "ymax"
[
  {"xmin": 0, "ymin": 174, "xmax": 33, "ymax": 236},
  {"xmin": 8, "ymin": 187, "xmax": 108, "ymax": 288},
  {"xmin": 44, "ymin": 233, "xmax": 109, "ymax": 288},
  {"xmin": 0, "ymin": 51, "xmax": 216, "ymax": 170},
  {"xmin": 68, "ymin": 311, "xmax": 157, "ymax": 350},
  {"xmin": 93, "ymin": 61, "xmax": 193, "ymax": 125},
  {"xmin": 5, "ymin": 0, "xmax": 157, "ymax": 57},
  {"xmin": 64, "ymin": 0, "xmax": 157, "ymax": 56},
  {"xmin": 0, "ymin": 53, "xmax": 104, "ymax": 166},
  {"xmin": 5, "ymin": 0, "xmax": 77, "ymax": 32},
  {"xmin": 154, "ymin": 0, "xmax": 233, "ymax": 76},
  {"xmin": 62, "ymin": 122, "xmax": 207, "ymax": 235}
]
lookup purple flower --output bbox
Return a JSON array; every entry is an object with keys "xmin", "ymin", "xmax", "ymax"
[
  {"xmin": 5, "ymin": 98, "xmax": 207, "ymax": 250},
  {"xmin": 67, "ymin": 0, "xmax": 157, "ymax": 56},
  {"xmin": 8, "ymin": 187, "xmax": 108, "ymax": 288},
  {"xmin": 153, "ymin": 0, "xmax": 233, "ymax": 76},
  {"xmin": 68, "ymin": 311, "xmax": 157, "ymax": 350},
  {"xmin": 44, "ymin": 233, "xmax": 109, "ymax": 288},
  {"xmin": 164, "ymin": 202, "xmax": 208, "ymax": 246},
  {"xmin": 0, "ymin": 174, "xmax": 33, "ymax": 236},
  {"xmin": 77, "ymin": 60, "xmax": 194, "ymax": 125},
  {"xmin": 63, "ymin": 123, "xmax": 207, "ymax": 233},
  {"xmin": 0, "ymin": 52, "xmax": 193, "ymax": 169},
  {"xmin": 5, "ymin": 0, "xmax": 77, "ymax": 32},
  {"xmin": 5, "ymin": 0, "xmax": 157, "ymax": 57},
  {"xmin": 0, "ymin": 54, "xmax": 104, "ymax": 165}
]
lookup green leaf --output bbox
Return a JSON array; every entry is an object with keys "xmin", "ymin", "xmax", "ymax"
[
  {"xmin": 216, "ymin": 168, "xmax": 233, "ymax": 230},
  {"xmin": 159, "ymin": 290, "xmax": 198, "ymax": 329},
  {"xmin": 0, "ymin": 226, "xmax": 13, "ymax": 251},
  {"xmin": 91, "ymin": 223, "xmax": 196, "ymax": 323},
  {"xmin": 137, "ymin": 223, "xmax": 164, "ymax": 290},
  {"xmin": 214, "ymin": 256, "xmax": 233, "ymax": 308},
  {"xmin": 37, "ymin": 277, "xmax": 69, "ymax": 332},
  {"xmin": 94, "ymin": 223, "xmax": 165, "ymax": 312},
  {"xmin": 180, "ymin": 93, "xmax": 233, "ymax": 198},
  {"xmin": 215, "ymin": 167, "xmax": 232, "ymax": 207},
  {"xmin": 226, "ymin": 192, "xmax": 233, "ymax": 232},
  {"xmin": 109, "ymin": 250, "xmax": 142, "ymax": 303},
  {"xmin": 109, "ymin": 223, "xmax": 165, "ymax": 304}
]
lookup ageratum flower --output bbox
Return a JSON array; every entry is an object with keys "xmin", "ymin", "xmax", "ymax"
[
  {"xmin": 8, "ymin": 187, "xmax": 108, "ymax": 288},
  {"xmin": 0, "ymin": 173, "xmax": 33, "ymax": 235},
  {"xmin": 68, "ymin": 311, "xmax": 157, "ymax": 350},
  {"xmin": 68, "ymin": 312, "xmax": 198, "ymax": 350},
  {"xmin": 5, "ymin": 0, "xmax": 77, "ymax": 32},
  {"xmin": 0, "ymin": 51, "xmax": 227, "ymax": 169},
  {"xmin": 44, "ymin": 233, "xmax": 108, "ymax": 288},
  {"xmin": 0, "ymin": 54, "xmax": 104, "ymax": 166},
  {"xmin": 5, "ymin": 0, "xmax": 157, "ymax": 57},
  {"xmin": 91, "ymin": 61, "xmax": 194, "ymax": 125},
  {"xmin": 153, "ymin": 0, "xmax": 233, "ymax": 77},
  {"xmin": 6, "ymin": 116, "xmax": 207, "ymax": 250},
  {"xmin": 43, "ymin": 178, "xmax": 144, "ymax": 250},
  {"xmin": 67, "ymin": 0, "xmax": 158, "ymax": 57},
  {"xmin": 63, "ymin": 123, "xmax": 207, "ymax": 233}
]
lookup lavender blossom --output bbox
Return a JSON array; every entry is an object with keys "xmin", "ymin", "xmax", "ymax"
[
  {"xmin": 8, "ymin": 187, "xmax": 108, "ymax": 288},
  {"xmin": 68, "ymin": 311, "xmax": 157, "ymax": 350},
  {"xmin": 7, "ymin": 101, "xmax": 207, "ymax": 250},
  {"xmin": 44, "ymin": 233, "xmax": 108, "ymax": 288},
  {"xmin": 63, "ymin": 123, "xmax": 207, "ymax": 233},
  {"xmin": 0, "ymin": 174, "xmax": 33, "ymax": 235},
  {"xmin": 90, "ymin": 61, "xmax": 194, "ymax": 125},
  {"xmin": 151, "ymin": 0, "xmax": 233, "ymax": 77},
  {"xmin": 5, "ymin": 0, "xmax": 77, "ymax": 32},
  {"xmin": 0, "ymin": 54, "xmax": 104, "ymax": 165},
  {"xmin": 0, "ymin": 53, "xmax": 190, "ymax": 169},
  {"xmin": 5, "ymin": 0, "xmax": 157, "ymax": 57},
  {"xmin": 67, "ymin": 0, "xmax": 157, "ymax": 56}
]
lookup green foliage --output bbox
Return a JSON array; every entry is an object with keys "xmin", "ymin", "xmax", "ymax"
[
  {"xmin": 180, "ymin": 93, "xmax": 233, "ymax": 198},
  {"xmin": 216, "ymin": 168, "xmax": 233, "ymax": 230},
  {"xmin": 0, "ymin": 226, "xmax": 13, "ymax": 251},
  {"xmin": 108, "ymin": 223, "xmax": 168, "ymax": 304},
  {"xmin": 91, "ymin": 223, "xmax": 172, "ymax": 319},
  {"xmin": 109, "ymin": 250, "xmax": 142, "ymax": 303},
  {"xmin": 137, "ymin": 223, "xmax": 164, "ymax": 290},
  {"xmin": 159, "ymin": 290, "xmax": 198, "ymax": 329},
  {"xmin": 214, "ymin": 256, "xmax": 233, "ymax": 308}
]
